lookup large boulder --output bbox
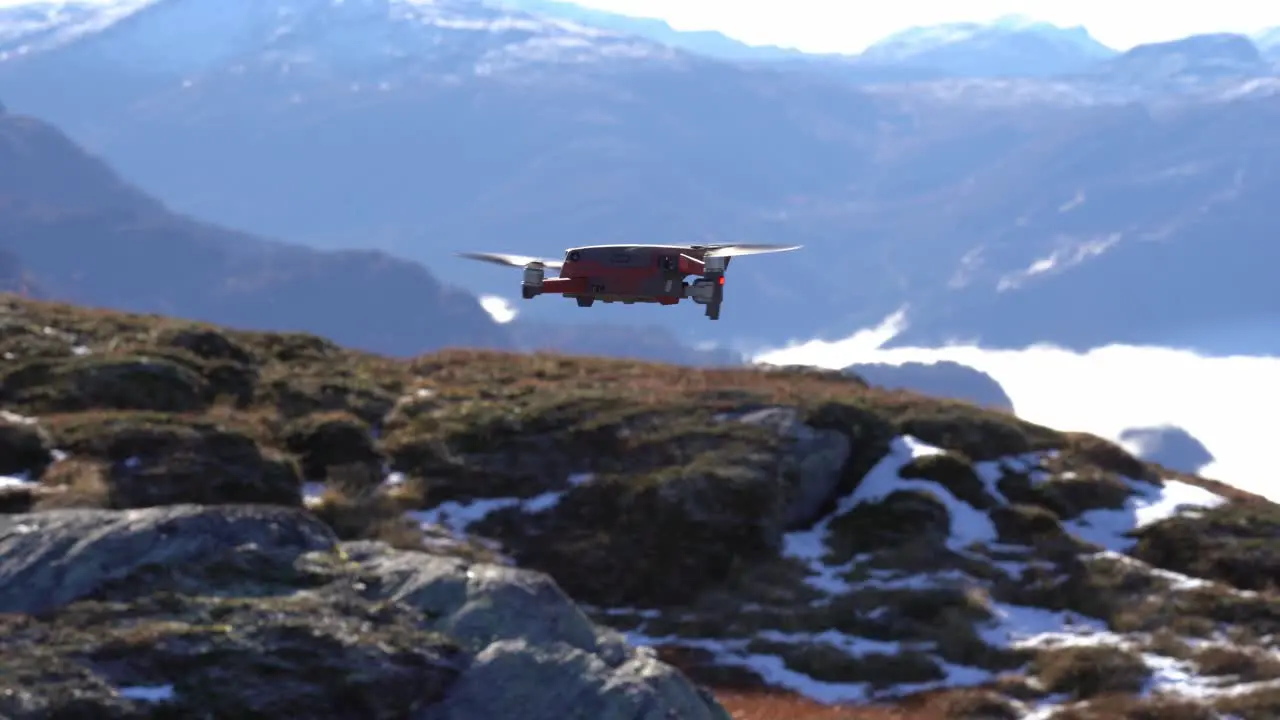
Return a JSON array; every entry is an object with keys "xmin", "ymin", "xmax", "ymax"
[{"xmin": 0, "ymin": 505, "xmax": 730, "ymax": 720}]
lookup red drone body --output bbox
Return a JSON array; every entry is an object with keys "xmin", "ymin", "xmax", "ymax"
[{"xmin": 458, "ymin": 243, "xmax": 800, "ymax": 320}]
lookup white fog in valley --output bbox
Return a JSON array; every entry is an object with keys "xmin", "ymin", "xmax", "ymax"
[{"xmin": 755, "ymin": 311, "xmax": 1280, "ymax": 503}]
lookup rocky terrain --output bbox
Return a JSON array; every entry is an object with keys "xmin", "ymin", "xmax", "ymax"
[{"xmin": 0, "ymin": 294, "xmax": 1276, "ymax": 718}]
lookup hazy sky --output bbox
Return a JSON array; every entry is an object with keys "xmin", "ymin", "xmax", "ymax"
[
  {"xmin": 0, "ymin": 0, "xmax": 1276, "ymax": 54},
  {"xmin": 570, "ymin": 0, "xmax": 1279, "ymax": 53}
]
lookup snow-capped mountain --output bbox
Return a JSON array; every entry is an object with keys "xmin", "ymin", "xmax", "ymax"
[
  {"xmin": 0, "ymin": 0, "xmax": 679, "ymax": 77},
  {"xmin": 1255, "ymin": 27, "xmax": 1280, "ymax": 61},
  {"xmin": 858, "ymin": 15, "xmax": 1117, "ymax": 77},
  {"xmin": 491, "ymin": 0, "xmax": 809, "ymax": 61},
  {"xmin": 0, "ymin": 1, "xmax": 142, "ymax": 54}
]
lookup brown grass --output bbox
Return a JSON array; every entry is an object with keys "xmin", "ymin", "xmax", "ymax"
[
  {"xmin": 33, "ymin": 457, "xmax": 111, "ymax": 509},
  {"xmin": 713, "ymin": 686, "xmax": 1030, "ymax": 720},
  {"xmin": 1049, "ymin": 693, "xmax": 1221, "ymax": 720},
  {"xmin": 307, "ymin": 464, "xmax": 428, "ymax": 550},
  {"xmin": 1030, "ymin": 645, "xmax": 1151, "ymax": 700},
  {"xmin": 714, "ymin": 690, "xmax": 936, "ymax": 719}
]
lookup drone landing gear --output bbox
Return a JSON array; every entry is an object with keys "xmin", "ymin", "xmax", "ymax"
[
  {"xmin": 706, "ymin": 302, "xmax": 720, "ymax": 320},
  {"xmin": 576, "ymin": 296, "xmax": 594, "ymax": 307}
]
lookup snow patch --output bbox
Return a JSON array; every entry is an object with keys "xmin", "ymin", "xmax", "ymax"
[
  {"xmin": 783, "ymin": 435, "xmax": 1004, "ymax": 593},
  {"xmin": 408, "ymin": 472, "xmax": 594, "ymax": 534},
  {"xmin": 1063, "ymin": 476, "xmax": 1225, "ymax": 552},
  {"xmin": 118, "ymin": 684, "xmax": 175, "ymax": 702}
]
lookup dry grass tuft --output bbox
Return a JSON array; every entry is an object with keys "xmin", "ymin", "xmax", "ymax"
[
  {"xmin": 33, "ymin": 458, "xmax": 112, "ymax": 509},
  {"xmin": 713, "ymin": 690, "xmax": 935, "ymax": 719},
  {"xmin": 308, "ymin": 463, "xmax": 428, "ymax": 550}
]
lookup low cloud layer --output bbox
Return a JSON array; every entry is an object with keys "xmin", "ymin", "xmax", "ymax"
[{"xmin": 755, "ymin": 311, "xmax": 1280, "ymax": 502}]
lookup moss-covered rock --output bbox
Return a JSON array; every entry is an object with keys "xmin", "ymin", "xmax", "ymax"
[
  {"xmin": 826, "ymin": 489, "xmax": 953, "ymax": 562},
  {"xmin": 990, "ymin": 503, "xmax": 1067, "ymax": 546},
  {"xmin": 1031, "ymin": 474, "xmax": 1134, "ymax": 519},
  {"xmin": 283, "ymin": 411, "xmax": 382, "ymax": 481},
  {"xmin": 156, "ymin": 326, "xmax": 255, "ymax": 366},
  {"xmin": 0, "ymin": 354, "xmax": 210, "ymax": 413},
  {"xmin": 42, "ymin": 412, "xmax": 301, "ymax": 508},
  {"xmin": 899, "ymin": 451, "xmax": 997, "ymax": 510},
  {"xmin": 1061, "ymin": 433, "xmax": 1151, "ymax": 481},
  {"xmin": 891, "ymin": 400, "xmax": 1057, "ymax": 461},
  {"xmin": 1130, "ymin": 502, "xmax": 1280, "ymax": 593},
  {"xmin": 0, "ymin": 413, "xmax": 52, "ymax": 475},
  {"xmin": 479, "ymin": 462, "xmax": 791, "ymax": 607},
  {"xmin": 747, "ymin": 638, "xmax": 945, "ymax": 688}
]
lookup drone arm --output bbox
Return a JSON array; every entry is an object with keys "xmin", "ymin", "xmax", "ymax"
[
  {"xmin": 677, "ymin": 253, "xmax": 705, "ymax": 275},
  {"xmin": 529, "ymin": 276, "xmax": 589, "ymax": 297}
]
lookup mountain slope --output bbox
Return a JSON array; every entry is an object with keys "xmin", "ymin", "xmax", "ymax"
[
  {"xmin": 1087, "ymin": 33, "xmax": 1272, "ymax": 86},
  {"xmin": 0, "ymin": 295, "xmax": 1275, "ymax": 718},
  {"xmin": 859, "ymin": 15, "xmax": 1116, "ymax": 77},
  {"xmin": 0, "ymin": 104, "xmax": 511, "ymax": 356},
  {"xmin": 2, "ymin": 0, "xmax": 1279, "ymax": 354}
]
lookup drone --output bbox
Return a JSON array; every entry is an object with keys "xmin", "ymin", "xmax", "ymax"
[{"xmin": 457, "ymin": 242, "xmax": 801, "ymax": 320}]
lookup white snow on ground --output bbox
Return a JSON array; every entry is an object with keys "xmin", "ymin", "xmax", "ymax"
[
  {"xmin": 301, "ymin": 481, "xmax": 326, "ymax": 508},
  {"xmin": 625, "ymin": 434, "xmax": 1232, "ymax": 708},
  {"xmin": 782, "ymin": 435, "xmax": 1222, "ymax": 594},
  {"xmin": 117, "ymin": 685, "xmax": 175, "ymax": 702},
  {"xmin": 1062, "ymin": 476, "xmax": 1227, "ymax": 551},
  {"xmin": 0, "ymin": 473, "xmax": 31, "ymax": 488},
  {"xmin": 407, "ymin": 472, "xmax": 595, "ymax": 534}
]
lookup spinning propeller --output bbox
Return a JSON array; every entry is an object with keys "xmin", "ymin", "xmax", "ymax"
[
  {"xmin": 698, "ymin": 243, "xmax": 802, "ymax": 258},
  {"xmin": 455, "ymin": 251, "xmax": 564, "ymax": 270}
]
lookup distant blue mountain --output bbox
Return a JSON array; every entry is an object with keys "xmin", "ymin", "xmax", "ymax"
[
  {"xmin": 1089, "ymin": 33, "xmax": 1270, "ymax": 85},
  {"xmin": 490, "ymin": 3, "xmax": 1120, "ymax": 79}
]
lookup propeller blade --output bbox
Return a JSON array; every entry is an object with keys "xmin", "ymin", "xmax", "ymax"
[
  {"xmin": 702, "ymin": 243, "xmax": 802, "ymax": 258},
  {"xmin": 456, "ymin": 252, "xmax": 564, "ymax": 270}
]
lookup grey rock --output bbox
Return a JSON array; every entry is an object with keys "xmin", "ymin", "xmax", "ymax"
[
  {"xmin": 0, "ymin": 504, "xmax": 336, "ymax": 614},
  {"xmin": 731, "ymin": 406, "xmax": 852, "ymax": 528},
  {"xmin": 340, "ymin": 540, "xmax": 624, "ymax": 661},
  {"xmin": 343, "ymin": 541, "xmax": 728, "ymax": 718},
  {"xmin": 0, "ymin": 506, "xmax": 729, "ymax": 719},
  {"xmin": 422, "ymin": 639, "xmax": 731, "ymax": 720}
]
